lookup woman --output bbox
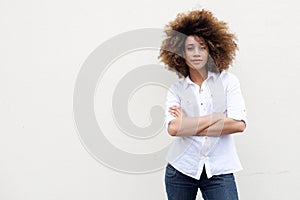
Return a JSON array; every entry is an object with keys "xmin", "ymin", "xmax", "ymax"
[{"xmin": 158, "ymin": 10, "xmax": 247, "ymax": 200}]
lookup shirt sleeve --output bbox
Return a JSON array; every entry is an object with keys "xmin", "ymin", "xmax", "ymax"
[
  {"xmin": 226, "ymin": 74, "xmax": 248, "ymax": 127},
  {"xmin": 164, "ymin": 84, "xmax": 180, "ymax": 134}
]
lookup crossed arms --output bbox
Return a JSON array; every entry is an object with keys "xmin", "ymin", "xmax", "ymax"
[{"xmin": 167, "ymin": 105, "xmax": 246, "ymax": 137}]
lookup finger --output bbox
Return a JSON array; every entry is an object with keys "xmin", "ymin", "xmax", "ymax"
[
  {"xmin": 170, "ymin": 105, "xmax": 181, "ymax": 109},
  {"xmin": 169, "ymin": 110, "xmax": 179, "ymax": 117},
  {"xmin": 170, "ymin": 110, "xmax": 179, "ymax": 117},
  {"xmin": 174, "ymin": 107, "xmax": 182, "ymax": 114},
  {"xmin": 169, "ymin": 106, "xmax": 181, "ymax": 112},
  {"xmin": 173, "ymin": 109, "xmax": 181, "ymax": 117}
]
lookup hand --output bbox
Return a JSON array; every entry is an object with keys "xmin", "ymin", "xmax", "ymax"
[{"xmin": 168, "ymin": 105, "xmax": 185, "ymax": 118}]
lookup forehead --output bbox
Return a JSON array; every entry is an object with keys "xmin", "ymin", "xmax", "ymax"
[{"xmin": 185, "ymin": 35, "xmax": 206, "ymax": 45}]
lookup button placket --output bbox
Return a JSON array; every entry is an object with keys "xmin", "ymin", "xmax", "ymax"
[
  {"xmin": 200, "ymin": 137, "xmax": 211, "ymax": 159},
  {"xmin": 200, "ymin": 84, "xmax": 213, "ymax": 113}
]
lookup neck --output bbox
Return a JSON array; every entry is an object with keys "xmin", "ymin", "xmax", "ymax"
[{"xmin": 189, "ymin": 68, "xmax": 208, "ymax": 87}]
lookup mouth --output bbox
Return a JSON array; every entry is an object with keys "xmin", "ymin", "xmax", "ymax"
[{"xmin": 191, "ymin": 59, "xmax": 203, "ymax": 63}]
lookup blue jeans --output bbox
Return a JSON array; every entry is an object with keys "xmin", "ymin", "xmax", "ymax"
[{"xmin": 165, "ymin": 163, "xmax": 239, "ymax": 200}]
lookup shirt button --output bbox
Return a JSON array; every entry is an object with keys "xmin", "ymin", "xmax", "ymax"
[{"xmin": 200, "ymin": 103, "xmax": 203, "ymax": 106}]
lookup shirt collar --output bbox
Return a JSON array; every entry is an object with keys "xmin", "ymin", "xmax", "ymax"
[{"xmin": 183, "ymin": 71, "xmax": 219, "ymax": 89}]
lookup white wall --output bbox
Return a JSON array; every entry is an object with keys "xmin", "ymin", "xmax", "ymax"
[{"xmin": 1, "ymin": 0, "xmax": 300, "ymax": 199}]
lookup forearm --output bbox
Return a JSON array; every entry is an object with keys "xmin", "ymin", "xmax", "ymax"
[
  {"xmin": 167, "ymin": 113, "xmax": 225, "ymax": 136},
  {"xmin": 196, "ymin": 117, "xmax": 246, "ymax": 136}
]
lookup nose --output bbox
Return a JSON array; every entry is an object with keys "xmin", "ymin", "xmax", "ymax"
[{"xmin": 193, "ymin": 51, "xmax": 201, "ymax": 57}]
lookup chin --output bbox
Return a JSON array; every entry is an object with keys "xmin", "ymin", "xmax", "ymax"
[{"xmin": 191, "ymin": 65, "xmax": 205, "ymax": 71}]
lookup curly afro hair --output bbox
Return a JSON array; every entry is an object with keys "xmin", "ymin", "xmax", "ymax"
[{"xmin": 158, "ymin": 9, "xmax": 238, "ymax": 78}]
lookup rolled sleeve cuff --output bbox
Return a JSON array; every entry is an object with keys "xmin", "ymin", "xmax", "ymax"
[
  {"xmin": 164, "ymin": 115, "xmax": 176, "ymax": 133},
  {"xmin": 227, "ymin": 109, "xmax": 248, "ymax": 128}
]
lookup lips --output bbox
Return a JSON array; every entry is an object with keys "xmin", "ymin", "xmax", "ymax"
[{"xmin": 191, "ymin": 59, "xmax": 203, "ymax": 63}]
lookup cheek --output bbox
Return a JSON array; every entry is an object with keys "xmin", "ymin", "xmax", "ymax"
[
  {"xmin": 185, "ymin": 51, "xmax": 194, "ymax": 59},
  {"xmin": 204, "ymin": 54, "xmax": 209, "ymax": 61},
  {"xmin": 203, "ymin": 52, "xmax": 209, "ymax": 61}
]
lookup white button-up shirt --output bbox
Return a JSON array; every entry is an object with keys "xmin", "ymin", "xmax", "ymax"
[{"xmin": 164, "ymin": 70, "xmax": 247, "ymax": 179}]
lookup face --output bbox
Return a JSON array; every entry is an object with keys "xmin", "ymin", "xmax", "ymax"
[{"xmin": 184, "ymin": 35, "xmax": 209, "ymax": 71}]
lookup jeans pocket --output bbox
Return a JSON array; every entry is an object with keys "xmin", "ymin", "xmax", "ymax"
[
  {"xmin": 212, "ymin": 173, "xmax": 235, "ymax": 182},
  {"xmin": 222, "ymin": 173, "xmax": 234, "ymax": 180},
  {"xmin": 165, "ymin": 163, "xmax": 178, "ymax": 178}
]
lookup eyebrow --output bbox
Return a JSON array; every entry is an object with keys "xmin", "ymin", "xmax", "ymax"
[{"xmin": 186, "ymin": 43, "xmax": 206, "ymax": 46}]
